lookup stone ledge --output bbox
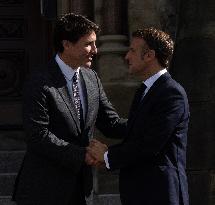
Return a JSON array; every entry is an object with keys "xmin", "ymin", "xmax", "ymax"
[
  {"xmin": 93, "ymin": 194, "xmax": 121, "ymax": 205},
  {"xmin": 0, "ymin": 196, "xmax": 16, "ymax": 205},
  {"xmin": 0, "ymin": 194, "xmax": 121, "ymax": 205},
  {"xmin": 0, "ymin": 174, "xmax": 16, "ymax": 196}
]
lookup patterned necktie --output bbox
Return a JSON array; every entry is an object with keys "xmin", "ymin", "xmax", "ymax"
[
  {"xmin": 128, "ymin": 83, "xmax": 147, "ymax": 117},
  {"xmin": 72, "ymin": 71, "xmax": 84, "ymax": 127}
]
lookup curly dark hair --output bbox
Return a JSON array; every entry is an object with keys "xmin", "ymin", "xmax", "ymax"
[
  {"xmin": 54, "ymin": 13, "xmax": 100, "ymax": 53},
  {"xmin": 132, "ymin": 27, "xmax": 174, "ymax": 68}
]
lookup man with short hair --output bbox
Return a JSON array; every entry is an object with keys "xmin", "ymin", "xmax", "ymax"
[
  {"xmin": 12, "ymin": 13, "xmax": 125, "ymax": 205},
  {"xmin": 88, "ymin": 27, "xmax": 190, "ymax": 205}
]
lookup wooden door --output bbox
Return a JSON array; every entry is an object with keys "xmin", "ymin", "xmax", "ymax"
[{"xmin": 0, "ymin": 0, "xmax": 53, "ymax": 201}]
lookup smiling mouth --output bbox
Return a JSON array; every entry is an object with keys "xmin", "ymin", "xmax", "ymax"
[{"xmin": 85, "ymin": 58, "xmax": 93, "ymax": 64}]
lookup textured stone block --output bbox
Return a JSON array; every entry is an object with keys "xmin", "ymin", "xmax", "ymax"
[
  {"xmin": 187, "ymin": 102, "xmax": 215, "ymax": 169},
  {"xmin": 103, "ymin": 82, "xmax": 139, "ymax": 117},
  {"xmin": 0, "ymin": 196, "xmax": 16, "ymax": 205},
  {"xmin": 93, "ymin": 194, "xmax": 121, "ymax": 205},
  {"xmin": 0, "ymin": 103, "xmax": 22, "ymax": 125},
  {"xmin": 0, "ymin": 131, "xmax": 26, "ymax": 150},
  {"xmin": 97, "ymin": 54, "xmax": 129, "ymax": 82},
  {"xmin": 128, "ymin": 0, "xmax": 161, "ymax": 32},
  {"xmin": 0, "ymin": 151, "xmax": 25, "ymax": 173},
  {"xmin": 171, "ymin": 39, "xmax": 215, "ymax": 101},
  {"xmin": 0, "ymin": 174, "xmax": 16, "ymax": 196},
  {"xmin": 95, "ymin": 169, "xmax": 119, "ymax": 194},
  {"xmin": 0, "ymin": 197, "xmax": 16, "ymax": 205}
]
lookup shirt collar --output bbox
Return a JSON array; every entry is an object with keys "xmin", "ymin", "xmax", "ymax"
[
  {"xmin": 143, "ymin": 68, "xmax": 167, "ymax": 89},
  {"xmin": 55, "ymin": 54, "xmax": 80, "ymax": 81}
]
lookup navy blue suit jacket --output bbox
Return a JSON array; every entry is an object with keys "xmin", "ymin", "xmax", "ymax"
[{"xmin": 108, "ymin": 72, "xmax": 190, "ymax": 205}]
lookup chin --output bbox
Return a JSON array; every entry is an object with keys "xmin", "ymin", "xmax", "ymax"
[{"xmin": 84, "ymin": 62, "xmax": 92, "ymax": 68}]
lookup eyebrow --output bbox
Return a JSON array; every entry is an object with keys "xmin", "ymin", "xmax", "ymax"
[
  {"xmin": 129, "ymin": 47, "xmax": 135, "ymax": 51},
  {"xmin": 87, "ymin": 38, "xmax": 96, "ymax": 43},
  {"xmin": 85, "ymin": 40, "xmax": 95, "ymax": 44}
]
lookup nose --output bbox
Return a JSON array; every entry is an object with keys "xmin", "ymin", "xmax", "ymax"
[
  {"xmin": 92, "ymin": 43, "xmax": 97, "ymax": 55},
  {"xmin": 125, "ymin": 52, "xmax": 129, "ymax": 60}
]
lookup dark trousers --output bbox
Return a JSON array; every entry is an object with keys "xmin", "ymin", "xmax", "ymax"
[
  {"xmin": 68, "ymin": 173, "xmax": 87, "ymax": 205},
  {"xmin": 68, "ymin": 188, "xmax": 86, "ymax": 205}
]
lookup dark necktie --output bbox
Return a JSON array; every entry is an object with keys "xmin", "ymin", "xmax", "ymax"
[
  {"xmin": 128, "ymin": 83, "xmax": 147, "ymax": 117},
  {"xmin": 72, "ymin": 71, "xmax": 84, "ymax": 129}
]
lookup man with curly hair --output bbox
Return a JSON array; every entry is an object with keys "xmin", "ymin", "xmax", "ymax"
[{"xmin": 88, "ymin": 27, "xmax": 190, "ymax": 205}]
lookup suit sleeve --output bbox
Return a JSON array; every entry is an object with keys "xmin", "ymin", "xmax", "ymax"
[
  {"xmin": 108, "ymin": 87, "xmax": 188, "ymax": 170},
  {"xmin": 94, "ymin": 72, "xmax": 127, "ymax": 138},
  {"xmin": 23, "ymin": 74, "xmax": 85, "ymax": 173}
]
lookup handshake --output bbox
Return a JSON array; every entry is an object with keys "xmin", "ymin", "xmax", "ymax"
[{"xmin": 85, "ymin": 139, "xmax": 108, "ymax": 168}]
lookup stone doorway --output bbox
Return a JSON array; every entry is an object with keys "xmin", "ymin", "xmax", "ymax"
[{"xmin": 0, "ymin": 0, "xmax": 53, "ymax": 202}]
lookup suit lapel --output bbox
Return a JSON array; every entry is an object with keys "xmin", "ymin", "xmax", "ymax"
[
  {"xmin": 57, "ymin": 86, "xmax": 81, "ymax": 129},
  {"xmin": 142, "ymin": 72, "xmax": 171, "ymax": 104},
  {"xmin": 48, "ymin": 59, "xmax": 82, "ymax": 133},
  {"xmin": 80, "ymin": 68, "xmax": 96, "ymax": 129},
  {"xmin": 128, "ymin": 72, "xmax": 172, "ymax": 125}
]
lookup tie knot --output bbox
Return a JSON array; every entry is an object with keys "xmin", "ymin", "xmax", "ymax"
[
  {"xmin": 139, "ymin": 83, "xmax": 147, "ymax": 92},
  {"xmin": 73, "ymin": 71, "xmax": 78, "ymax": 82}
]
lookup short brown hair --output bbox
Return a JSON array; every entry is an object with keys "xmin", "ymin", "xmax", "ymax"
[
  {"xmin": 54, "ymin": 13, "xmax": 100, "ymax": 53},
  {"xmin": 132, "ymin": 27, "xmax": 174, "ymax": 68}
]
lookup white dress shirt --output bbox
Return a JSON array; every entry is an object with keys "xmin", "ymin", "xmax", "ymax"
[
  {"xmin": 55, "ymin": 54, "xmax": 86, "ymax": 119},
  {"xmin": 104, "ymin": 68, "xmax": 167, "ymax": 169}
]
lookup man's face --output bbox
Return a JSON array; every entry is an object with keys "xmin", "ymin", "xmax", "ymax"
[
  {"xmin": 125, "ymin": 37, "xmax": 149, "ymax": 76},
  {"xmin": 62, "ymin": 31, "xmax": 97, "ymax": 68}
]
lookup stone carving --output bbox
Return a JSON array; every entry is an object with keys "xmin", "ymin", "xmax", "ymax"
[
  {"xmin": 0, "ymin": 50, "xmax": 25, "ymax": 97},
  {"xmin": 0, "ymin": 18, "xmax": 24, "ymax": 39}
]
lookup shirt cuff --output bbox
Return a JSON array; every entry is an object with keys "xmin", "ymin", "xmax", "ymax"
[{"xmin": 104, "ymin": 151, "xmax": 110, "ymax": 169}]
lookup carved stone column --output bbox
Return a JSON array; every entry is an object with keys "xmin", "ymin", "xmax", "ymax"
[
  {"xmin": 97, "ymin": 0, "xmax": 128, "ymax": 82},
  {"xmin": 57, "ymin": 0, "xmax": 94, "ymax": 19},
  {"xmin": 95, "ymin": 0, "xmax": 131, "ymax": 139},
  {"xmin": 94, "ymin": 0, "xmax": 131, "ymax": 200},
  {"xmin": 70, "ymin": 0, "xmax": 94, "ymax": 20},
  {"xmin": 57, "ymin": 0, "xmax": 70, "ymax": 15}
]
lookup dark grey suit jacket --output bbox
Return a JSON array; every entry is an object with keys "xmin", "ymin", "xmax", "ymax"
[
  {"xmin": 108, "ymin": 72, "xmax": 190, "ymax": 205},
  {"xmin": 13, "ymin": 58, "xmax": 124, "ymax": 205}
]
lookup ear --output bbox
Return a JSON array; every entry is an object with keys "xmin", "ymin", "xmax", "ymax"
[
  {"xmin": 147, "ymin": 49, "xmax": 156, "ymax": 60},
  {"xmin": 62, "ymin": 40, "xmax": 72, "ymax": 50}
]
